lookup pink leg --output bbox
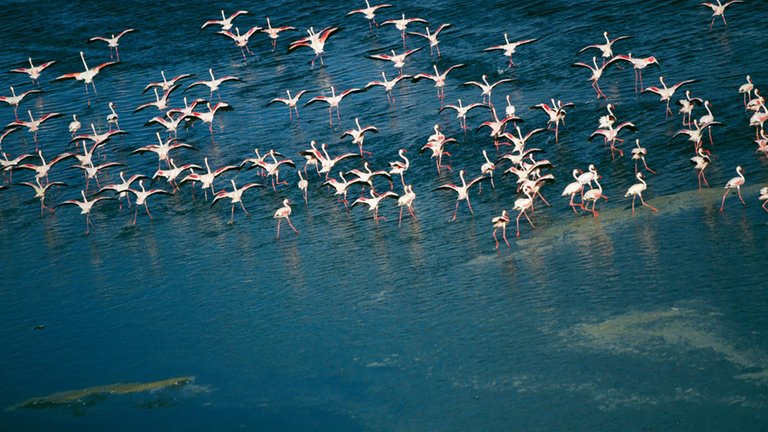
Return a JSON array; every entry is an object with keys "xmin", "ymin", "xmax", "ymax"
[
  {"xmin": 720, "ymin": 190, "xmax": 729, "ymax": 212},
  {"xmin": 640, "ymin": 194, "xmax": 658, "ymax": 212},
  {"xmin": 276, "ymin": 219, "xmax": 281, "ymax": 239},
  {"xmin": 737, "ymin": 187, "xmax": 746, "ymax": 206},
  {"xmin": 493, "ymin": 230, "xmax": 499, "ymax": 249}
]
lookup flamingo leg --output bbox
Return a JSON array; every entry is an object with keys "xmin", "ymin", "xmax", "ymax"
[
  {"xmin": 399, "ymin": 207, "xmax": 404, "ymax": 227},
  {"xmin": 640, "ymin": 194, "xmax": 658, "ymax": 212},
  {"xmin": 452, "ymin": 200, "xmax": 459, "ymax": 221},
  {"xmin": 720, "ymin": 190, "xmax": 730, "ymax": 212},
  {"xmin": 502, "ymin": 226, "xmax": 509, "ymax": 247},
  {"xmin": 276, "ymin": 219, "xmax": 281, "ymax": 239},
  {"xmin": 737, "ymin": 187, "xmax": 746, "ymax": 206}
]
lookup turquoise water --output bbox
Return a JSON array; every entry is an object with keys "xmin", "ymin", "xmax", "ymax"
[{"xmin": 1, "ymin": 1, "xmax": 767, "ymax": 430}]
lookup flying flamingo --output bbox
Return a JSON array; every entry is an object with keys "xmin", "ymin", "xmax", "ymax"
[
  {"xmin": 407, "ymin": 24, "xmax": 452, "ymax": 57},
  {"xmin": 131, "ymin": 132, "xmax": 195, "ymax": 168},
  {"xmin": 579, "ymin": 32, "xmax": 630, "ymax": 65},
  {"xmin": 412, "ymin": 64, "xmax": 465, "ymax": 100},
  {"xmin": 482, "ymin": 34, "xmax": 537, "ymax": 67},
  {"xmin": 143, "ymin": 70, "xmax": 194, "ymax": 94},
  {"xmin": 491, "ymin": 210, "xmax": 511, "ymax": 248},
  {"xmin": 642, "ymin": 76, "xmax": 697, "ymax": 118},
  {"xmin": 0, "ymin": 86, "xmax": 42, "ymax": 119},
  {"xmin": 190, "ymin": 102, "xmax": 232, "ymax": 134},
  {"xmin": 439, "ymin": 99, "xmax": 488, "ymax": 130},
  {"xmin": 98, "ymin": 171, "xmax": 148, "ymax": 210},
  {"xmin": 274, "ymin": 199, "xmax": 299, "ymax": 239},
  {"xmin": 381, "ymin": 14, "xmax": 428, "ymax": 47},
  {"xmin": 201, "ymin": 10, "xmax": 249, "ymax": 32},
  {"xmin": 690, "ymin": 147, "xmax": 711, "ymax": 190},
  {"xmin": 463, "ymin": 74, "xmax": 513, "ymax": 105},
  {"xmin": 56, "ymin": 190, "xmax": 113, "ymax": 234},
  {"xmin": 480, "ymin": 150, "xmax": 496, "ymax": 189},
  {"xmin": 179, "ymin": 157, "xmax": 238, "ymax": 199},
  {"xmin": 5, "ymin": 110, "xmax": 62, "ymax": 146},
  {"xmin": 186, "ymin": 68, "xmax": 240, "ymax": 100},
  {"xmin": 346, "ymin": 1, "xmax": 393, "ymax": 29},
  {"xmin": 341, "ymin": 118, "xmax": 379, "ymax": 156},
  {"xmin": 323, "ymin": 172, "xmax": 362, "ymax": 209},
  {"xmin": 54, "ymin": 51, "xmax": 117, "ymax": 98},
  {"xmin": 625, "ymin": 172, "xmax": 658, "ymax": 215},
  {"xmin": 73, "ymin": 160, "xmax": 124, "ymax": 192},
  {"xmin": 127, "ymin": 179, "xmax": 171, "ymax": 224},
  {"xmin": 700, "ymin": 0, "xmax": 743, "ymax": 30},
  {"xmin": 288, "ymin": 26, "xmax": 340, "ymax": 68},
  {"xmin": 613, "ymin": 53, "xmax": 660, "ymax": 94},
  {"xmin": 369, "ymin": 48, "xmax": 422, "ymax": 74},
  {"xmin": 352, "ymin": 190, "xmax": 398, "ymax": 225},
  {"xmin": 631, "ymin": 139, "xmax": 656, "ymax": 174},
  {"xmin": 211, "ymin": 179, "xmax": 263, "ymax": 224},
  {"xmin": 572, "ymin": 56, "xmax": 621, "ymax": 99},
  {"xmin": 389, "ymin": 149, "xmax": 410, "ymax": 186},
  {"xmin": 529, "ymin": 99, "xmax": 574, "ymax": 143},
  {"xmin": 433, "ymin": 169, "xmax": 486, "ymax": 221},
  {"xmin": 16, "ymin": 150, "xmax": 74, "ymax": 184},
  {"xmin": 677, "ymin": 90, "xmax": 703, "ymax": 126},
  {"xmin": 720, "ymin": 165, "xmax": 746, "ymax": 212},
  {"xmin": 364, "ymin": 72, "xmax": 411, "ymax": 104},
  {"xmin": 261, "ymin": 17, "xmax": 296, "ymax": 51},
  {"xmin": 0, "ymin": 150, "xmax": 33, "ymax": 182},
  {"xmin": 588, "ymin": 121, "xmax": 637, "ymax": 159},
  {"xmin": 217, "ymin": 26, "xmax": 263, "ymax": 60},
  {"xmin": 346, "ymin": 161, "xmax": 392, "ymax": 194},
  {"xmin": 18, "ymin": 177, "xmax": 65, "ymax": 217},
  {"xmin": 9, "ymin": 57, "xmax": 56, "ymax": 85},
  {"xmin": 267, "ymin": 89, "xmax": 309, "ymax": 120},
  {"xmin": 87, "ymin": 29, "xmax": 135, "ymax": 61},
  {"xmin": 304, "ymin": 86, "xmax": 362, "ymax": 126}
]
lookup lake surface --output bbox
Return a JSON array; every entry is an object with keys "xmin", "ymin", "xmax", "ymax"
[{"xmin": 1, "ymin": 0, "xmax": 767, "ymax": 430}]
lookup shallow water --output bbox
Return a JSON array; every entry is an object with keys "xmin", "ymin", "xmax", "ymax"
[{"xmin": 1, "ymin": 0, "xmax": 767, "ymax": 430}]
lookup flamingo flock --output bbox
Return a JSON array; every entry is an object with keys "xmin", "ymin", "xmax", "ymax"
[{"xmin": 0, "ymin": 1, "xmax": 764, "ymax": 252}]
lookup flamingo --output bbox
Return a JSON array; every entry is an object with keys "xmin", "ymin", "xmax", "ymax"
[
  {"xmin": 631, "ymin": 139, "xmax": 656, "ymax": 174},
  {"xmin": 699, "ymin": 100, "xmax": 719, "ymax": 144},
  {"xmin": 351, "ymin": 190, "xmax": 398, "ymax": 225},
  {"xmin": 412, "ymin": 64, "xmax": 465, "ymax": 100},
  {"xmin": 304, "ymin": 86, "xmax": 362, "ymax": 126},
  {"xmin": 625, "ymin": 172, "xmax": 658, "ymax": 215},
  {"xmin": 0, "ymin": 86, "xmax": 42, "ymax": 119},
  {"xmin": 499, "ymin": 125, "xmax": 546, "ymax": 153},
  {"xmin": 190, "ymin": 102, "xmax": 232, "ymax": 134},
  {"xmin": 68, "ymin": 115, "xmax": 81, "ymax": 137},
  {"xmin": 217, "ymin": 26, "xmax": 262, "ymax": 60},
  {"xmin": 482, "ymin": 34, "xmax": 537, "ymax": 67},
  {"xmin": 512, "ymin": 188, "xmax": 535, "ymax": 237},
  {"xmin": 439, "ymin": 99, "xmax": 488, "ymax": 130},
  {"xmin": 1, "ymin": 151, "xmax": 34, "ymax": 182},
  {"xmin": 143, "ymin": 70, "xmax": 194, "ymax": 94},
  {"xmin": 463, "ymin": 74, "xmax": 513, "ymax": 105},
  {"xmin": 407, "ymin": 24, "xmax": 452, "ymax": 57},
  {"xmin": 106, "ymin": 102, "xmax": 119, "ymax": 131},
  {"xmin": 273, "ymin": 199, "xmax": 299, "ymax": 239},
  {"xmin": 341, "ymin": 118, "xmax": 379, "ymax": 156},
  {"xmin": 738, "ymin": 75, "xmax": 754, "ymax": 107},
  {"xmin": 16, "ymin": 150, "xmax": 74, "ymax": 184},
  {"xmin": 17, "ymin": 177, "xmax": 65, "ymax": 217},
  {"xmin": 73, "ymin": 160, "xmax": 124, "ymax": 192},
  {"xmin": 380, "ymin": 13, "xmax": 428, "ymax": 47},
  {"xmin": 397, "ymin": 184, "xmax": 417, "ymax": 227},
  {"xmin": 261, "ymin": 17, "xmax": 296, "ymax": 50},
  {"xmin": 54, "ymin": 51, "xmax": 117, "ymax": 97},
  {"xmin": 56, "ymin": 190, "xmax": 113, "ymax": 234},
  {"xmin": 132, "ymin": 132, "xmax": 195, "ymax": 168},
  {"xmin": 134, "ymin": 85, "xmax": 178, "ymax": 112},
  {"xmin": 700, "ymin": 0, "xmax": 743, "ymax": 30},
  {"xmin": 677, "ymin": 90, "xmax": 703, "ymax": 126},
  {"xmin": 98, "ymin": 171, "xmax": 148, "ymax": 210},
  {"xmin": 317, "ymin": 143, "xmax": 360, "ymax": 178},
  {"xmin": 759, "ymin": 186, "xmax": 768, "ymax": 212},
  {"xmin": 389, "ymin": 149, "xmax": 410, "ymax": 186},
  {"xmin": 71, "ymin": 123, "xmax": 128, "ymax": 147},
  {"xmin": 9, "ymin": 57, "xmax": 56, "ymax": 85},
  {"xmin": 588, "ymin": 121, "xmax": 637, "ymax": 159},
  {"xmin": 153, "ymin": 158, "xmax": 201, "ymax": 190},
  {"xmin": 572, "ymin": 56, "xmax": 621, "ymax": 99},
  {"xmin": 346, "ymin": 1, "xmax": 393, "ymax": 29},
  {"xmin": 127, "ymin": 180, "xmax": 171, "ymax": 224},
  {"xmin": 364, "ymin": 72, "xmax": 411, "ymax": 104},
  {"xmin": 613, "ymin": 53, "xmax": 660, "ymax": 94},
  {"xmin": 720, "ymin": 165, "xmax": 746, "ymax": 212},
  {"xmin": 297, "ymin": 170, "xmax": 309, "ymax": 204},
  {"xmin": 5, "ymin": 110, "xmax": 62, "ymax": 145},
  {"xmin": 477, "ymin": 106, "xmax": 519, "ymax": 148},
  {"xmin": 323, "ymin": 172, "xmax": 362, "ymax": 209},
  {"xmin": 179, "ymin": 157, "xmax": 238, "ymax": 199},
  {"xmin": 433, "ymin": 169, "xmax": 486, "ymax": 221},
  {"xmin": 248, "ymin": 150, "xmax": 295, "ymax": 191},
  {"xmin": 369, "ymin": 48, "xmax": 422, "ymax": 74},
  {"xmin": 186, "ymin": 68, "xmax": 240, "ymax": 100},
  {"xmin": 562, "ymin": 169, "xmax": 585, "ymax": 214},
  {"xmin": 690, "ymin": 147, "xmax": 711, "ymax": 190},
  {"xmin": 480, "ymin": 150, "xmax": 497, "ymax": 190},
  {"xmin": 492, "ymin": 210, "xmax": 511, "ymax": 248},
  {"xmin": 145, "ymin": 112, "xmax": 188, "ymax": 137},
  {"xmin": 583, "ymin": 176, "xmax": 608, "ymax": 220},
  {"xmin": 267, "ymin": 89, "xmax": 309, "ymax": 120},
  {"xmin": 529, "ymin": 99, "xmax": 574, "ymax": 143},
  {"xmin": 346, "ymin": 161, "xmax": 392, "ymax": 193},
  {"xmin": 642, "ymin": 76, "xmax": 697, "ymax": 118},
  {"xmin": 288, "ymin": 26, "xmax": 340, "ymax": 68},
  {"xmin": 211, "ymin": 179, "xmax": 263, "ymax": 224},
  {"xmin": 87, "ymin": 29, "xmax": 135, "ymax": 61},
  {"xmin": 201, "ymin": 10, "xmax": 249, "ymax": 32},
  {"xmin": 579, "ymin": 32, "xmax": 631, "ymax": 65}
]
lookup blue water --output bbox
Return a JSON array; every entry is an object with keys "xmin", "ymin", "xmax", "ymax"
[{"xmin": 1, "ymin": 0, "xmax": 767, "ymax": 430}]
